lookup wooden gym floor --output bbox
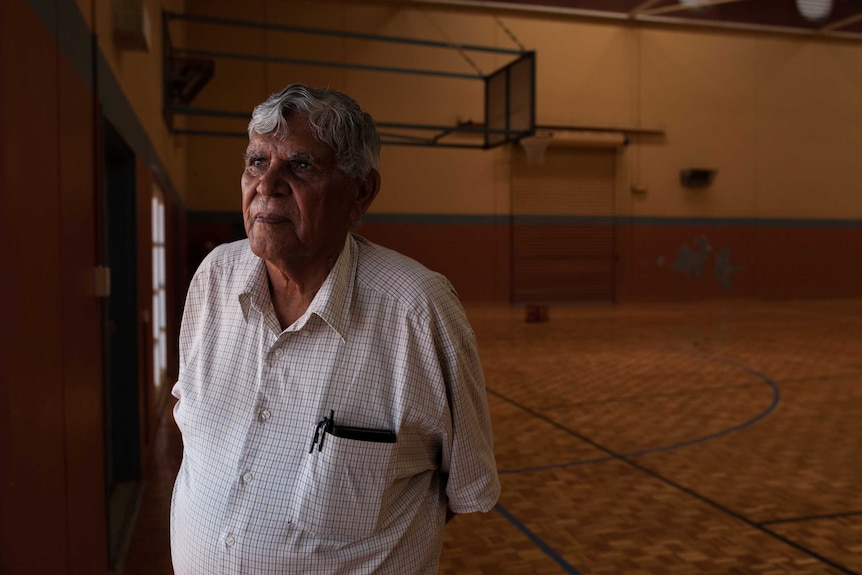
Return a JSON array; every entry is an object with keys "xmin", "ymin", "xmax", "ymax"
[{"xmin": 123, "ymin": 299, "xmax": 862, "ymax": 574}]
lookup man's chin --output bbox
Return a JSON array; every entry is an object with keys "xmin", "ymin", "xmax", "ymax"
[{"xmin": 247, "ymin": 236, "xmax": 297, "ymax": 261}]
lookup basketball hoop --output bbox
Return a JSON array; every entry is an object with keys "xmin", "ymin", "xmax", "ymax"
[{"xmin": 519, "ymin": 133, "xmax": 552, "ymax": 166}]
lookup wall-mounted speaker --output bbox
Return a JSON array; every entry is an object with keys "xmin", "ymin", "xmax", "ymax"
[
  {"xmin": 113, "ymin": 0, "xmax": 151, "ymax": 52},
  {"xmin": 680, "ymin": 168, "xmax": 716, "ymax": 188}
]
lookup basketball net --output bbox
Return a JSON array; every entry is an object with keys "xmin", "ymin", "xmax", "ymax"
[{"xmin": 520, "ymin": 133, "xmax": 552, "ymax": 166}]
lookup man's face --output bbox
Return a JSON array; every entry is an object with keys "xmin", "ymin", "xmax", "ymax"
[{"xmin": 241, "ymin": 115, "xmax": 374, "ymax": 270}]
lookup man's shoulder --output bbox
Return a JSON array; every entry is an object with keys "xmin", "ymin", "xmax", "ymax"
[
  {"xmin": 189, "ymin": 240, "xmax": 260, "ymax": 297},
  {"xmin": 353, "ymin": 234, "xmax": 456, "ymax": 307}
]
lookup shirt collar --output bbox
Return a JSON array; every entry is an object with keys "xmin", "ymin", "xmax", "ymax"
[
  {"xmin": 237, "ymin": 234, "xmax": 357, "ymax": 341},
  {"xmin": 301, "ymin": 233, "xmax": 356, "ymax": 341},
  {"xmin": 238, "ymin": 253, "xmax": 271, "ymax": 324}
]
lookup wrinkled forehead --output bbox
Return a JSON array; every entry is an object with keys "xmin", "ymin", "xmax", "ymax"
[{"xmin": 247, "ymin": 114, "xmax": 334, "ymax": 158}]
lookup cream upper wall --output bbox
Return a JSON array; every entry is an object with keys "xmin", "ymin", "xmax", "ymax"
[
  {"xmin": 375, "ymin": 146, "xmax": 511, "ymax": 215},
  {"xmin": 752, "ymin": 37, "xmax": 862, "ymax": 219},
  {"xmin": 635, "ymin": 28, "xmax": 759, "ymax": 219},
  {"xmin": 76, "ymin": 0, "xmax": 188, "ymax": 203},
  {"xmin": 182, "ymin": 0, "xmax": 862, "ymax": 220},
  {"xmin": 635, "ymin": 28, "xmax": 862, "ymax": 219}
]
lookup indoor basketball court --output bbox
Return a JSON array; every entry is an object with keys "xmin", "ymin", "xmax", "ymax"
[
  {"xmin": 8, "ymin": 0, "xmax": 862, "ymax": 573},
  {"xmin": 121, "ymin": 298, "xmax": 862, "ymax": 574}
]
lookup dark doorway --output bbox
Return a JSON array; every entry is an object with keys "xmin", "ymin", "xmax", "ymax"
[{"xmin": 101, "ymin": 119, "xmax": 142, "ymax": 570}]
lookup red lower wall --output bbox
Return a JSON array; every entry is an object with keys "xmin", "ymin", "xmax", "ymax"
[
  {"xmin": 2, "ymin": 1, "xmax": 184, "ymax": 573},
  {"xmin": 361, "ymin": 220, "xmax": 862, "ymax": 302},
  {"xmin": 359, "ymin": 222, "xmax": 512, "ymax": 303},
  {"xmin": 58, "ymin": 36, "xmax": 107, "ymax": 575},
  {"xmin": 189, "ymin": 215, "xmax": 862, "ymax": 303},
  {"xmin": 186, "ymin": 217, "xmax": 512, "ymax": 303},
  {"xmin": 1, "ymin": 0, "xmax": 105, "ymax": 573},
  {"xmin": 618, "ymin": 223, "xmax": 862, "ymax": 301},
  {"xmin": 1, "ymin": 6, "xmax": 67, "ymax": 575}
]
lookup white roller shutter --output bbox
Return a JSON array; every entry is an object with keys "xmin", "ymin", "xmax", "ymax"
[{"xmin": 512, "ymin": 145, "xmax": 617, "ymax": 303}]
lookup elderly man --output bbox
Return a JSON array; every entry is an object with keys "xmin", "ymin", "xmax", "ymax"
[{"xmin": 170, "ymin": 84, "xmax": 500, "ymax": 574}]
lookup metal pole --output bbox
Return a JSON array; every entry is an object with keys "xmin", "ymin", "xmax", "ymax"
[
  {"xmin": 165, "ymin": 11, "xmax": 526, "ymax": 56},
  {"xmin": 174, "ymin": 47, "xmax": 485, "ymax": 80}
]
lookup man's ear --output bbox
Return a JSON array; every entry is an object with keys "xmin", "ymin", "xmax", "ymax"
[{"xmin": 350, "ymin": 169, "xmax": 381, "ymax": 221}]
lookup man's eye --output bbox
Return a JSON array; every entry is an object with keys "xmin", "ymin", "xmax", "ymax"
[
  {"xmin": 292, "ymin": 160, "xmax": 311, "ymax": 171},
  {"xmin": 246, "ymin": 157, "xmax": 267, "ymax": 173}
]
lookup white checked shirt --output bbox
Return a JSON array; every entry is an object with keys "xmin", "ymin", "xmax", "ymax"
[{"xmin": 171, "ymin": 233, "xmax": 500, "ymax": 574}]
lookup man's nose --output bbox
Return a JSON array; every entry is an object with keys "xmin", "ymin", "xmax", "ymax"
[{"xmin": 257, "ymin": 166, "xmax": 289, "ymax": 196}]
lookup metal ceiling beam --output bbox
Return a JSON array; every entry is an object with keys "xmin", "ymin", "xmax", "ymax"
[
  {"xmin": 402, "ymin": 0, "xmax": 862, "ymax": 41},
  {"xmin": 172, "ymin": 47, "xmax": 485, "ymax": 80},
  {"xmin": 821, "ymin": 12, "xmax": 862, "ymax": 32},
  {"xmin": 631, "ymin": 0, "xmax": 666, "ymax": 16},
  {"xmin": 402, "ymin": 0, "xmax": 630, "ymax": 21},
  {"xmin": 172, "ymin": 105, "xmax": 522, "ymax": 135},
  {"xmin": 635, "ymin": 11, "xmax": 838, "ymax": 39},
  {"xmin": 165, "ymin": 11, "xmax": 525, "ymax": 55},
  {"xmin": 164, "ymin": 11, "xmax": 536, "ymax": 149},
  {"xmin": 641, "ymin": 0, "xmax": 751, "ymax": 17}
]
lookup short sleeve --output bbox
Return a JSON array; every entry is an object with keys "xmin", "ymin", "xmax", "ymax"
[{"xmin": 429, "ymin": 277, "xmax": 501, "ymax": 513}]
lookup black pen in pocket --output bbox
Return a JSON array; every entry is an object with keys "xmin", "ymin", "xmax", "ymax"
[
  {"xmin": 308, "ymin": 410, "xmax": 335, "ymax": 453},
  {"xmin": 331, "ymin": 425, "xmax": 397, "ymax": 443}
]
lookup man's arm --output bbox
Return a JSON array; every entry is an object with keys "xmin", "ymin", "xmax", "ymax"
[{"xmin": 430, "ymin": 280, "xmax": 501, "ymax": 515}]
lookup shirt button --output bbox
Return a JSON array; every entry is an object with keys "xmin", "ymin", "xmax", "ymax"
[
  {"xmin": 274, "ymin": 349, "xmax": 283, "ymax": 358},
  {"xmin": 225, "ymin": 535, "xmax": 235, "ymax": 547},
  {"xmin": 243, "ymin": 472, "xmax": 254, "ymax": 484},
  {"xmin": 260, "ymin": 409, "xmax": 271, "ymax": 421}
]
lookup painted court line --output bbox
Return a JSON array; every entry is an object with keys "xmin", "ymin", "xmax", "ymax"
[
  {"xmin": 489, "ymin": 348, "xmax": 793, "ymax": 574},
  {"xmin": 495, "ymin": 347, "xmax": 781, "ymax": 474},
  {"xmin": 494, "ymin": 504, "xmax": 583, "ymax": 575}
]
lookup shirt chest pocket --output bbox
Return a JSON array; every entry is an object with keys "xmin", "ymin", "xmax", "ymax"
[{"xmin": 291, "ymin": 432, "xmax": 396, "ymax": 539}]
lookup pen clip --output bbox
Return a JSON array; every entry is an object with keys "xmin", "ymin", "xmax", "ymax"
[{"xmin": 308, "ymin": 410, "xmax": 336, "ymax": 453}]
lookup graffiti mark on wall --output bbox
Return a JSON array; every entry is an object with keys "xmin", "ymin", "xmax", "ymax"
[
  {"xmin": 672, "ymin": 235, "xmax": 711, "ymax": 278},
  {"xmin": 714, "ymin": 249, "xmax": 742, "ymax": 290},
  {"xmin": 670, "ymin": 235, "xmax": 741, "ymax": 290}
]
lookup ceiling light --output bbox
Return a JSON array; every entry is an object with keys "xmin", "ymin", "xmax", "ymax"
[
  {"xmin": 796, "ymin": 0, "xmax": 833, "ymax": 22},
  {"xmin": 678, "ymin": 0, "xmax": 708, "ymax": 12}
]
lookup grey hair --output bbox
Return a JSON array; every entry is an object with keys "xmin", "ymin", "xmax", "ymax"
[{"xmin": 248, "ymin": 84, "xmax": 380, "ymax": 180}]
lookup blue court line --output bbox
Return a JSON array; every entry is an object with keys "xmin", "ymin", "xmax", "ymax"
[
  {"xmin": 488, "ymin": 350, "xmax": 781, "ymax": 575},
  {"xmin": 489, "ymin": 350, "xmax": 862, "ymax": 574},
  {"xmin": 488, "ymin": 350, "xmax": 788, "ymax": 575},
  {"xmin": 760, "ymin": 510, "xmax": 862, "ymax": 526},
  {"xmin": 496, "ymin": 348, "xmax": 781, "ymax": 475},
  {"xmin": 622, "ymin": 349, "xmax": 782, "ymax": 459},
  {"xmin": 495, "ymin": 504, "xmax": 583, "ymax": 575}
]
